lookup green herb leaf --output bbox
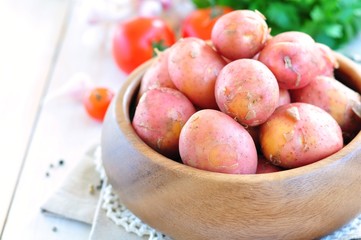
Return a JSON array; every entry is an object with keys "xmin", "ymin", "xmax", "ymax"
[
  {"xmin": 266, "ymin": 3, "xmax": 300, "ymax": 30},
  {"xmin": 191, "ymin": 0, "xmax": 361, "ymax": 49},
  {"xmin": 310, "ymin": 6, "xmax": 324, "ymax": 21},
  {"xmin": 325, "ymin": 24, "xmax": 343, "ymax": 38}
]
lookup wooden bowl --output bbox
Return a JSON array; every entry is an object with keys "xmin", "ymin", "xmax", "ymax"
[{"xmin": 101, "ymin": 52, "xmax": 361, "ymax": 240}]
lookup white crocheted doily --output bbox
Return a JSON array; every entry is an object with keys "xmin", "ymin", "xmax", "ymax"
[
  {"xmin": 93, "ymin": 146, "xmax": 361, "ymax": 240},
  {"xmin": 94, "ymin": 146, "xmax": 169, "ymax": 239}
]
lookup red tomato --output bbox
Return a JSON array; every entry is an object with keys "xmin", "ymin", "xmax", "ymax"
[
  {"xmin": 112, "ymin": 17, "xmax": 176, "ymax": 74},
  {"xmin": 181, "ymin": 6, "xmax": 233, "ymax": 40},
  {"xmin": 83, "ymin": 87, "xmax": 114, "ymax": 121}
]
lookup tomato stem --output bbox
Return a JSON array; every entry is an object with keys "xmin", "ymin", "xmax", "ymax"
[
  {"xmin": 151, "ymin": 40, "xmax": 167, "ymax": 57},
  {"xmin": 153, "ymin": 48, "xmax": 161, "ymax": 56}
]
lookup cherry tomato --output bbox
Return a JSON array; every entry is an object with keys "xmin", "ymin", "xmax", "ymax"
[
  {"xmin": 112, "ymin": 17, "xmax": 176, "ymax": 74},
  {"xmin": 181, "ymin": 6, "xmax": 233, "ymax": 40},
  {"xmin": 83, "ymin": 87, "xmax": 114, "ymax": 121}
]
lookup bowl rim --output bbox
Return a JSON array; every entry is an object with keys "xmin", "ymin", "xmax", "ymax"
[{"xmin": 115, "ymin": 51, "xmax": 361, "ymax": 184}]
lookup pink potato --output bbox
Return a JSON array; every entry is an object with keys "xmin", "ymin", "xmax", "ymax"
[
  {"xmin": 138, "ymin": 48, "xmax": 176, "ymax": 97},
  {"xmin": 256, "ymin": 155, "xmax": 282, "ymax": 174},
  {"xmin": 215, "ymin": 59, "xmax": 279, "ymax": 126},
  {"xmin": 211, "ymin": 10, "xmax": 269, "ymax": 60},
  {"xmin": 290, "ymin": 75, "xmax": 361, "ymax": 140},
  {"xmin": 258, "ymin": 32, "xmax": 327, "ymax": 89},
  {"xmin": 168, "ymin": 37, "xmax": 226, "ymax": 109},
  {"xmin": 265, "ymin": 31, "xmax": 315, "ymax": 46},
  {"xmin": 264, "ymin": 32, "xmax": 338, "ymax": 77},
  {"xmin": 278, "ymin": 88, "xmax": 291, "ymax": 107},
  {"xmin": 260, "ymin": 103, "xmax": 343, "ymax": 168},
  {"xmin": 132, "ymin": 87, "xmax": 196, "ymax": 158},
  {"xmin": 244, "ymin": 126, "xmax": 260, "ymax": 150},
  {"xmin": 179, "ymin": 109, "xmax": 257, "ymax": 174},
  {"xmin": 316, "ymin": 43, "xmax": 339, "ymax": 77},
  {"xmin": 252, "ymin": 34, "xmax": 272, "ymax": 60}
]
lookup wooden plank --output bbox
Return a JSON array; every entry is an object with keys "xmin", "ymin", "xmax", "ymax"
[
  {"xmin": 1, "ymin": 0, "xmax": 126, "ymax": 238},
  {"xmin": 0, "ymin": 0, "xmax": 71, "ymax": 234}
]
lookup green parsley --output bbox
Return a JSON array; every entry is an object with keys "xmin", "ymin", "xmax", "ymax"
[{"xmin": 192, "ymin": 0, "xmax": 361, "ymax": 49}]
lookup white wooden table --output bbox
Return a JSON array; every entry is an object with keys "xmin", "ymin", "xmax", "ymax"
[
  {"xmin": 0, "ymin": 0, "xmax": 360, "ymax": 239},
  {"xmin": 0, "ymin": 0, "xmax": 126, "ymax": 239}
]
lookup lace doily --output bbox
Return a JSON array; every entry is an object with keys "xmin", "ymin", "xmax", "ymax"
[
  {"xmin": 93, "ymin": 146, "xmax": 361, "ymax": 240},
  {"xmin": 93, "ymin": 146, "xmax": 169, "ymax": 239},
  {"xmin": 102, "ymin": 185, "xmax": 171, "ymax": 240}
]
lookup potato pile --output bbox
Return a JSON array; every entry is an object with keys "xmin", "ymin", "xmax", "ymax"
[{"xmin": 132, "ymin": 10, "xmax": 361, "ymax": 174}]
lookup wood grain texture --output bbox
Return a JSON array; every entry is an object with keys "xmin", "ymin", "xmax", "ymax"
[
  {"xmin": 102, "ymin": 53, "xmax": 361, "ymax": 240},
  {"xmin": 0, "ymin": 0, "xmax": 70, "ymax": 235},
  {"xmin": 1, "ymin": 0, "xmax": 123, "ymax": 238}
]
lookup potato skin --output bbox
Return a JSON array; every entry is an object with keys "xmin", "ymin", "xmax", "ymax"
[
  {"xmin": 261, "ymin": 32, "xmax": 337, "ymax": 80},
  {"xmin": 244, "ymin": 126, "xmax": 260, "ymax": 150},
  {"xmin": 132, "ymin": 88, "xmax": 196, "ymax": 158},
  {"xmin": 278, "ymin": 88, "xmax": 291, "ymax": 107},
  {"xmin": 260, "ymin": 103, "xmax": 343, "ymax": 168},
  {"xmin": 211, "ymin": 10, "xmax": 269, "ymax": 60},
  {"xmin": 290, "ymin": 76, "xmax": 361, "ymax": 140},
  {"xmin": 168, "ymin": 37, "xmax": 226, "ymax": 109},
  {"xmin": 316, "ymin": 43, "xmax": 339, "ymax": 77},
  {"xmin": 259, "ymin": 41, "xmax": 325, "ymax": 89},
  {"xmin": 265, "ymin": 31, "xmax": 315, "ymax": 46},
  {"xmin": 258, "ymin": 31, "xmax": 331, "ymax": 90},
  {"xmin": 256, "ymin": 155, "xmax": 282, "ymax": 174},
  {"xmin": 138, "ymin": 48, "xmax": 176, "ymax": 97},
  {"xmin": 215, "ymin": 59, "xmax": 279, "ymax": 126},
  {"xmin": 179, "ymin": 109, "xmax": 257, "ymax": 174}
]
